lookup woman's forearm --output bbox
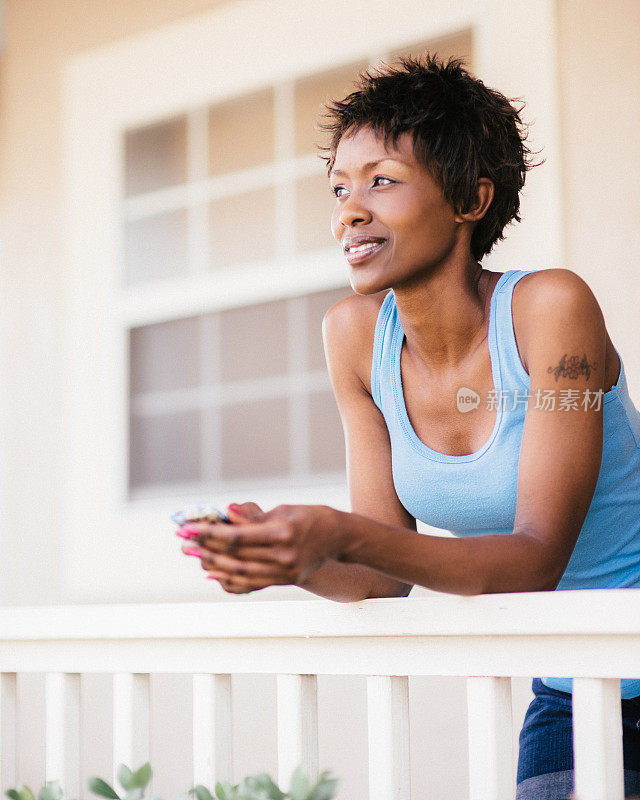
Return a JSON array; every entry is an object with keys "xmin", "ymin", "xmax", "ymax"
[
  {"xmin": 298, "ymin": 559, "xmax": 410, "ymax": 603},
  {"xmin": 327, "ymin": 508, "xmax": 564, "ymax": 595}
]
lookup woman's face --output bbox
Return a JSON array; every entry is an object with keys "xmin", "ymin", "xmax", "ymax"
[{"xmin": 330, "ymin": 126, "xmax": 461, "ymax": 294}]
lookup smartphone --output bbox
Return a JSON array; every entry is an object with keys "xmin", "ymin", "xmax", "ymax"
[{"xmin": 171, "ymin": 504, "xmax": 231, "ymax": 526}]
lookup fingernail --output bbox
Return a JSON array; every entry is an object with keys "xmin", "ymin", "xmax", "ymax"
[
  {"xmin": 176, "ymin": 529, "xmax": 199, "ymax": 540},
  {"xmin": 206, "ymin": 574, "xmax": 220, "ymax": 580},
  {"xmin": 180, "ymin": 524, "xmax": 200, "ymax": 535},
  {"xmin": 227, "ymin": 504, "xmax": 243, "ymax": 514},
  {"xmin": 183, "ymin": 546, "xmax": 201, "ymax": 557}
]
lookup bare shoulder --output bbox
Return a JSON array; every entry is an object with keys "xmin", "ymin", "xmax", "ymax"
[
  {"xmin": 322, "ymin": 291, "xmax": 390, "ymax": 396},
  {"xmin": 511, "ymin": 268, "xmax": 616, "ymax": 374},
  {"xmin": 514, "ymin": 267, "xmax": 601, "ymax": 309}
]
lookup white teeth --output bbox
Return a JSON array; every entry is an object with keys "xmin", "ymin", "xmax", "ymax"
[{"xmin": 347, "ymin": 242, "xmax": 381, "ymax": 253}]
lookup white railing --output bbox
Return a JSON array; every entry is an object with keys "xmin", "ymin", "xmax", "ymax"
[{"xmin": 0, "ymin": 589, "xmax": 639, "ymax": 800}]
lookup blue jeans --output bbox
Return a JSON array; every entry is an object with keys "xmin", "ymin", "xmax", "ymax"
[{"xmin": 516, "ymin": 679, "xmax": 640, "ymax": 799}]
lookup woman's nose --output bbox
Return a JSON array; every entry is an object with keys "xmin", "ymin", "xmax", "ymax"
[{"xmin": 338, "ymin": 193, "xmax": 373, "ymax": 227}]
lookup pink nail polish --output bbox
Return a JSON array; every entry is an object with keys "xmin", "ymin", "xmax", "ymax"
[
  {"xmin": 176, "ymin": 529, "xmax": 199, "ymax": 540},
  {"xmin": 183, "ymin": 546, "xmax": 201, "ymax": 557},
  {"xmin": 180, "ymin": 525, "xmax": 200, "ymax": 536}
]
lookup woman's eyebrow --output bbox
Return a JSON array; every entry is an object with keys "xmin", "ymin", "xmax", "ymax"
[{"xmin": 330, "ymin": 158, "xmax": 404, "ymax": 177}]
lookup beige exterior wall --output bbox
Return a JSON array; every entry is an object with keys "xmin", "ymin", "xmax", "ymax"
[
  {"xmin": 0, "ymin": 2, "xmax": 638, "ymax": 796},
  {"xmin": 0, "ymin": 0, "xmax": 229, "ymax": 605},
  {"xmin": 557, "ymin": 0, "xmax": 640, "ymax": 393},
  {"xmin": 3, "ymin": 0, "xmax": 639, "ymax": 606}
]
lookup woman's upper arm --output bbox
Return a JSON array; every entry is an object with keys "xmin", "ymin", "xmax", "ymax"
[
  {"xmin": 322, "ymin": 295, "xmax": 416, "ymax": 595},
  {"xmin": 512, "ymin": 269, "xmax": 609, "ymax": 587}
]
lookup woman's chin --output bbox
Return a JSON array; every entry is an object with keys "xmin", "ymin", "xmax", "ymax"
[{"xmin": 349, "ymin": 270, "xmax": 393, "ymax": 296}]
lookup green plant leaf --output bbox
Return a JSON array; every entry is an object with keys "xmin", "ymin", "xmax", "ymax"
[
  {"xmin": 214, "ymin": 784, "xmax": 236, "ymax": 800},
  {"xmin": 87, "ymin": 778, "xmax": 120, "ymax": 800},
  {"xmin": 38, "ymin": 781, "xmax": 63, "ymax": 800},
  {"xmin": 305, "ymin": 772, "xmax": 339, "ymax": 800},
  {"xmin": 6, "ymin": 791, "xmax": 22, "ymax": 800},
  {"xmin": 15, "ymin": 787, "xmax": 36, "ymax": 800},
  {"xmin": 117, "ymin": 766, "xmax": 133, "ymax": 791},
  {"xmin": 191, "ymin": 787, "xmax": 214, "ymax": 800},
  {"xmin": 238, "ymin": 775, "xmax": 284, "ymax": 800},
  {"xmin": 252, "ymin": 775, "xmax": 284, "ymax": 800},
  {"xmin": 130, "ymin": 764, "xmax": 152, "ymax": 790},
  {"xmin": 287, "ymin": 766, "xmax": 310, "ymax": 800},
  {"xmin": 124, "ymin": 788, "xmax": 143, "ymax": 800}
]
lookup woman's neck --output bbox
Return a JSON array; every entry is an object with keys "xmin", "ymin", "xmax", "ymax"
[{"xmin": 392, "ymin": 259, "xmax": 497, "ymax": 374}]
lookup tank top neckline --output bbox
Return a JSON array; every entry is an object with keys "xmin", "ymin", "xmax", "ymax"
[{"xmin": 390, "ymin": 270, "xmax": 511, "ymax": 464}]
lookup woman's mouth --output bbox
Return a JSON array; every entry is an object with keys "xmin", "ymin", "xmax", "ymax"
[{"xmin": 342, "ymin": 237, "xmax": 387, "ymax": 265}]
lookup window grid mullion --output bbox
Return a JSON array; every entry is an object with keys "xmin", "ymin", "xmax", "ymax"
[
  {"xmin": 287, "ymin": 297, "xmax": 311, "ymax": 477},
  {"xmin": 274, "ymin": 81, "xmax": 296, "ymax": 259},
  {"xmin": 200, "ymin": 313, "xmax": 222, "ymax": 484},
  {"xmin": 187, "ymin": 107, "xmax": 211, "ymax": 276}
]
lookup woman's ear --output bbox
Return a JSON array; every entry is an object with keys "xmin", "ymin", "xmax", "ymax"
[{"xmin": 454, "ymin": 178, "xmax": 494, "ymax": 223}]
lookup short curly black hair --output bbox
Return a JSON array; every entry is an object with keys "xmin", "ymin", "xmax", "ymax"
[{"xmin": 320, "ymin": 54, "xmax": 538, "ymax": 261}]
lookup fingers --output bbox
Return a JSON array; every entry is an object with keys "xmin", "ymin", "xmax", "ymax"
[
  {"xmin": 226, "ymin": 502, "xmax": 265, "ymax": 523},
  {"xmin": 180, "ymin": 542, "xmax": 294, "ymax": 591},
  {"xmin": 197, "ymin": 520, "xmax": 290, "ymax": 554}
]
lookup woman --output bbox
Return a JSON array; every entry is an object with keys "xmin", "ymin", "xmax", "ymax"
[{"xmin": 177, "ymin": 57, "xmax": 640, "ymax": 798}]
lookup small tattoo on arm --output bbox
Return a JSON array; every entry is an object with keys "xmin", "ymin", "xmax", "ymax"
[{"xmin": 547, "ymin": 353, "xmax": 598, "ymax": 381}]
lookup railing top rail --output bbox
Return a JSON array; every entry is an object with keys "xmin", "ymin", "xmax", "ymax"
[{"xmin": 0, "ymin": 589, "xmax": 638, "ymax": 642}]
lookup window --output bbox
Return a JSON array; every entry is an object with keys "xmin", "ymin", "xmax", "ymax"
[{"xmin": 123, "ymin": 32, "xmax": 473, "ymax": 499}]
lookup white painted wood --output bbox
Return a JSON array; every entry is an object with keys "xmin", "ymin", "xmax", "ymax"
[
  {"xmin": 113, "ymin": 673, "xmax": 151, "ymax": 782},
  {"xmin": 192, "ymin": 674, "xmax": 233, "ymax": 787},
  {"xmin": 572, "ymin": 678, "xmax": 624, "ymax": 800},
  {"xmin": 276, "ymin": 674, "xmax": 318, "ymax": 791},
  {"xmin": 366, "ymin": 675, "xmax": 410, "ymax": 800},
  {"xmin": 0, "ymin": 593, "xmax": 636, "ymax": 675},
  {"xmin": 45, "ymin": 673, "xmax": 81, "ymax": 797},
  {"xmin": 466, "ymin": 677, "xmax": 514, "ymax": 800},
  {"xmin": 0, "ymin": 673, "xmax": 17, "ymax": 793},
  {"xmin": 1, "ymin": 592, "xmax": 640, "ymax": 642}
]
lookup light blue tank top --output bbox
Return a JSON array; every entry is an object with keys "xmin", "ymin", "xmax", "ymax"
[{"xmin": 371, "ymin": 269, "xmax": 640, "ymax": 697}]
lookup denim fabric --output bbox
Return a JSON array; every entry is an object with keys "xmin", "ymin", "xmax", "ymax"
[{"xmin": 516, "ymin": 678, "xmax": 640, "ymax": 799}]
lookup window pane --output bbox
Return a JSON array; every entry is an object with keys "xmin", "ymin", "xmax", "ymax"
[
  {"xmin": 130, "ymin": 316, "xmax": 200, "ymax": 394},
  {"xmin": 124, "ymin": 116, "xmax": 188, "ymax": 197},
  {"xmin": 309, "ymin": 390, "xmax": 344, "ymax": 473},
  {"xmin": 219, "ymin": 299, "xmax": 288, "ymax": 382},
  {"xmin": 294, "ymin": 61, "xmax": 367, "ymax": 156},
  {"xmin": 307, "ymin": 286, "xmax": 352, "ymax": 371},
  {"xmin": 209, "ymin": 89, "xmax": 275, "ymax": 176},
  {"xmin": 210, "ymin": 187, "xmax": 277, "ymax": 268},
  {"xmin": 124, "ymin": 209, "xmax": 189, "ymax": 285},
  {"xmin": 129, "ymin": 410, "xmax": 202, "ymax": 488},
  {"xmin": 220, "ymin": 397, "xmax": 290, "ymax": 480},
  {"xmin": 295, "ymin": 173, "xmax": 336, "ymax": 252}
]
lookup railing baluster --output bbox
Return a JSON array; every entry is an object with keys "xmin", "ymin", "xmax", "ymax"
[
  {"xmin": 276, "ymin": 674, "xmax": 318, "ymax": 790},
  {"xmin": 45, "ymin": 673, "xmax": 81, "ymax": 797},
  {"xmin": 466, "ymin": 677, "xmax": 514, "ymax": 800},
  {"xmin": 113, "ymin": 673, "xmax": 151, "ymax": 782},
  {"xmin": 192, "ymin": 674, "xmax": 232, "ymax": 788},
  {"xmin": 0, "ymin": 673, "xmax": 17, "ymax": 794},
  {"xmin": 366, "ymin": 675, "xmax": 410, "ymax": 800},
  {"xmin": 572, "ymin": 678, "xmax": 624, "ymax": 800}
]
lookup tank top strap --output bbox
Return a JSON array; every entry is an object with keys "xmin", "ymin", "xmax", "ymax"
[
  {"xmin": 370, "ymin": 290, "xmax": 396, "ymax": 411},
  {"xmin": 492, "ymin": 269, "xmax": 536, "ymax": 390}
]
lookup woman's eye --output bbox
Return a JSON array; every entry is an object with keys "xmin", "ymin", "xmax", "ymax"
[
  {"xmin": 373, "ymin": 176, "xmax": 393, "ymax": 187},
  {"xmin": 332, "ymin": 185, "xmax": 348, "ymax": 198}
]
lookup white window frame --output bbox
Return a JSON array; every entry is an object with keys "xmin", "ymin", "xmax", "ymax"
[{"xmin": 62, "ymin": 0, "xmax": 561, "ymax": 601}]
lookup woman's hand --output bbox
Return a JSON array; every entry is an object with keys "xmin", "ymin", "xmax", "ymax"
[{"xmin": 178, "ymin": 502, "xmax": 342, "ymax": 594}]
